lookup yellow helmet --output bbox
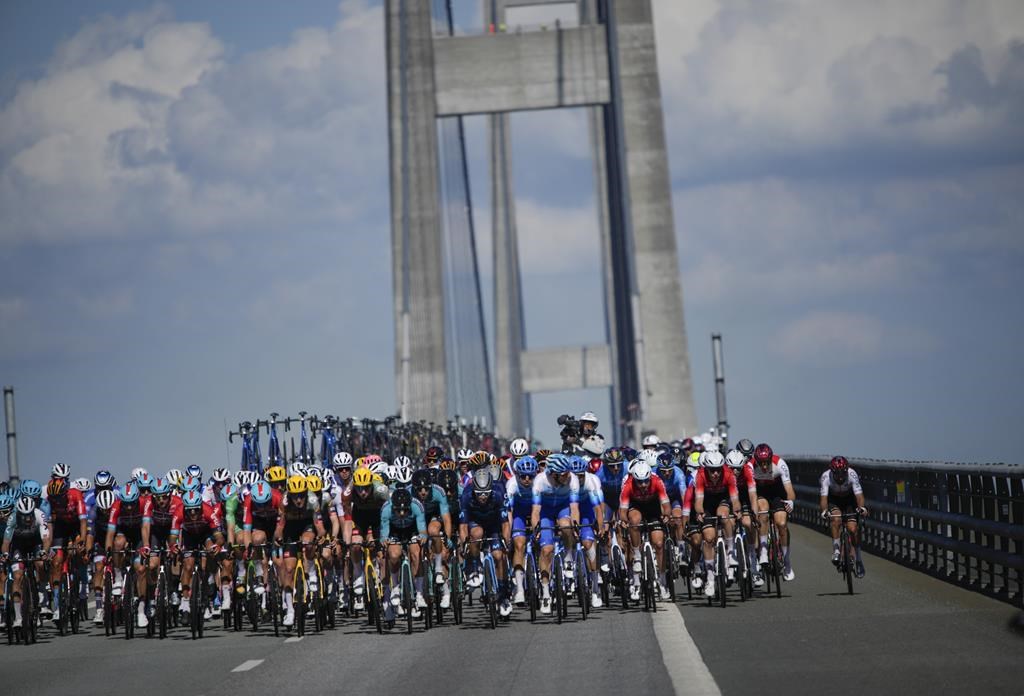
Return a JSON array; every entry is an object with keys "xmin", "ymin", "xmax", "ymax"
[
  {"xmin": 305, "ymin": 475, "xmax": 323, "ymax": 493},
  {"xmin": 265, "ymin": 466, "xmax": 287, "ymax": 483},
  {"xmin": 470, "ymin": 451, "xmax": 489, "ymax": 468},
  {"xmin": 535, "ymin": 449, "xmax": 552, "ymax": 463},
  {"xmin": 438, "ymin": 457, "xmax": 457, "ymax": 471},
  {"xmin": 353, "ymin": 467, "xmax": 373, "ymax": 487},
  {"xmin": 287, "ymin": 475, "xmax": 308, "ymax": 494}
]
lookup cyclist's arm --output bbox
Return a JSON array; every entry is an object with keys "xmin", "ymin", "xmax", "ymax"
[
  {"xmin": 380, "ymin": 503, "xmax": 391, "ymax": 541},
  {"xmin": 694, "ymin": 474, "xmax": 705, "ymax": 516},
  {"xmin": 273, "ymin": 505, "xmax": 285, "ymax": 543},
  {"xmin": 40, "ymin": 512, "xmax": 52, "ymax": 554},
  {"xmin": 782, "ymin": 480, "xmax": 797, "ymax": 509},
  {"xmin": 414, "ymin": 502, "xmax": 427, "ymax": 538}
]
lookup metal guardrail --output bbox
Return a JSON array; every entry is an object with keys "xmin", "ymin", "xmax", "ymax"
[{"xmin": 783, "ymin": 455, "xmax": 1023, "ymax": 608}]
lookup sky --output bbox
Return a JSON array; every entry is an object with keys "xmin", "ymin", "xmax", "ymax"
[{"xmin": 1, "ymin": 0, "xmax": 1023, "ymax": 483}]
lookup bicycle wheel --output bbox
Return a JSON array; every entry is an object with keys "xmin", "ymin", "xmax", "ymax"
[
  {"xmin": 56, "ymin": 572, "xmax": 69, "ymax": 636},
  {"xmin": 644, "ymin": 546, "xmax": 657, "ymax": 613},
  {"xmin": 123, "ymin": 569, "xmax": 135, "ymax": 640},
  {"xmin": 423, "ymin": 558, "xmax": 434, "ymax": 631},
  {"xmin": 552, "ymin": 558, "xmax": 564, "ymax": 624},
  {"xmin": 525, "ymin": 553, "xmax": 538, "ymax": 623},
  {"xmin": 665, "ymin": 547, "xmax": 676, "ymax": 603},
  {"xmin": 482, "ymin": 558, "xmax": 497, "ymax": 630},
  {"xmin": 612, "ymin": 546, "xmax": 628, "ymax": 609},
  {"xmin": 735, "ymin": 535, "xmax": 749, "ymax": 602},
  {"xmin": 246, "ymin": 564, "xmax": 259, "ymax": 632},
  {"xmin": 716, "ymin": 542, "xmax": 727, "ymax": 608},
  {"xmin": 842, "ymin": 530, "xmax": 854, "ymax": 595},
  {"xmin": 24, "ymin": 574, "xmax": 37, "ymax": 644},
  {"xmin": 103, "ymin": 572, "xmax": 114, "ymax": 636},
  {"xmin": 294, "ymin": 574, "xmax": 306, "ymax": 638},
  {"xmin": 402, "ymin": 561, "xmax": 414, "ymax": 635},
  {"xmin": 574, "ymin": 549, "xmax": 588, "ymax": 620},
  {"xmin": 268, "ymin": 565, "xmax": 280, "ymax": 637},
  {"xmin": 371, "ymin": 572, "xmax": 383, "ymax": 635},
  {"xmin": 190, "ymin": 568, "xmax": 202, "ymax": 640},
  {"xmin": 771, "ymin": 528, "xmax": 782, "ymax": 599},
  {"xmin": 157, "ymin": 571, "xmax": 168, "ymax": 639},
  {"xmin": 451, "ymin": 557, "xmax": 464, "ymax": 625}
]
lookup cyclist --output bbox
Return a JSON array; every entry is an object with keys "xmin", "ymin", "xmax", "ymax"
[
  {"xmin": 0, "ymin": 493, "xmax": 12, "ymax": 628},
  {"xmin": 202, "ymin": 468, "xmax": 232, "ymax": 506},
  {"xmin": 44, "ymin": 475, "xmax": 87, "ymax": 624},
  {"xmin": 17, "ymin": 479, "xmax": 49, "ymax": 520},
  {"xmin": 530, "ymin": 453, "xmax": 580, "ymax": 614},
  {"xmin": 105, "ymin": 482, "xmax": 152, "ymax": 628},
  {"xmin": 216, "ymin": 482, "xmax": 244, "ymax": 615},
  {"xmin": 656, "ymin": 451, "xmax": 689, "ymax": 575},
  {"xmin": 242, "ymin": 480, "xmax": 283, "ymax": 603},
  {"xmin": 332, "ymin": 451, "xmax": 354, "ymax": 489},
  {"xmin": 460, "ymin": 468, "xmax": 512, "ymax": 617},
  {"xmin": 411, "ymin": 468, "xmax": 453, "ymax": 608},
  {"xmin": 749, "ymin": 443, "xmax": 797, "ymax": 581},
  {"xmin": 619, "ymin": 460, "xmax": 672, "ymax": 600},
  {"xmin": 274, "ymin": 475, "xmax": 326, "ymax": 627},
  {"xmin": 570, "ymin": 454, "xmax": 606, "ymax": 608},
  {"xmin": 2, "ymin": 496, "xmax": 51, "ymax": 629},
  {"xmin": 147, "ymin": 477, "xmax": 181, "ymax": 616},
  {"xmin": 381, "ymin": 486, "xmax": 427, "ymax": 617},
  {"xmin": 694, "ymin": 450, "xmax": 741, "ymax": 597},
  {"xmin": 726, "ymin": 448, "xmax": 762, "ymax": 585},
  {"xmin": 819, "ymin": 456, "xmax": 868, "ymax": 577},
  {"xmin": 177, "ymin": 489, "xmax": 222, "ymax": 625},
  {"xmin": 506, "ymin": 455, "xmax": 537, "ymax": 606},
  {"xmin": 343, "ymin": 467, "xmax": 389, "ymax": 611},
  {"xmin": 642, "ymin": 434, "xmax": 661, "ymax": 451},
  {"xmin": 86, "ymin": 490, "xmax": 117, "ymax": 624},
  {"xmin": 307, "ymin": 473, "xmax": 340, "ymax": 586}
]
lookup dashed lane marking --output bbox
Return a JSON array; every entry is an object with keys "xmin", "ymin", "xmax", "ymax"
[
  {"xmin": 231, "ymin": 660, "xmax": 264, "ymax": 672},
  {"xmin": 284, "ymin": 636, "xmax": 303, "ymax": 643},
  {"xmin": 651, "ymin": 605, "xmax": 721, "ymax": 696}
]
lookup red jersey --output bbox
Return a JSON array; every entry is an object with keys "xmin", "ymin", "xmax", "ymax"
[
  {"xmin": 243, "ymin": 488, "xmax": 283, "ymax": 529},
  {"xmin": 150, "ymin": 495, "xmax": 183, "ymax": 533},
  {"xmin": 107, "ymin": 495, "xmax": 153, "ymax": 532},
  {"xmin": 48, "ymin": 488, "xmax": 87, "ymax": 523},
  {"xmin": 175, "ymin": 502, "xmax": 220, "ymax": 536},
  {"xmin": 694, "ymin": 467, "xmax": 738, "ymax": 498},
  {"xmin": 619, "ymin": 476, "xmax": 670, "ymax": 509}
]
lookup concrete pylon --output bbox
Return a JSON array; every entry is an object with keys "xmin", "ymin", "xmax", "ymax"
[{"xmin": 386, "ymin": 0, "xmax": 448, "ymax": 424}]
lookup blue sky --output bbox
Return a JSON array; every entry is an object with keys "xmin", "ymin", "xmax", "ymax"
[{"xmin": 2, "ymin": 0, "xmax": 1023, "ymax": 483}]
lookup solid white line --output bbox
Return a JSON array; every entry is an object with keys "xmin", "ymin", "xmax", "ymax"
[
  {"xmin": 284, "ymin": 636, "xmax": 303, "ymax": 643},
  {"xmin": 651, "ymin": 605, "xmax": 721, "ymax": 696},
  {"xmin": 231, "ymin": 659, "xmax": 264, "ymax": 673}
]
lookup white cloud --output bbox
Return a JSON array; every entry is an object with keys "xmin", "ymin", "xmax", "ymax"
[
  {"xmin": 773, "ymin": 310, "xmax": 935, "ymax": 365},
  {"xmin": 515, "ymin": 198, "xmax": 601, "ymax": 274}
]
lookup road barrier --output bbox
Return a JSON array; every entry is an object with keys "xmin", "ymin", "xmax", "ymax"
[{"xmin": 784, "ymin": 456, "xmax": 1024, "ymax": 608}]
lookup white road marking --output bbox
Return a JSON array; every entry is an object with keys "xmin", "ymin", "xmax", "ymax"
[
  {"xmin": 284, "ymin": 636, "xmax": 303, "ymax": 643},
  {"xmin": 652, "ymin": 605, "xmax": 721, "ymax": 696},
  {"xmin": 231, "ymin": 659, "xmax": 264, "ymax": 672}
]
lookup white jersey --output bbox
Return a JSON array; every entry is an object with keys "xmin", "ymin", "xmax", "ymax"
[
  {"xmin": 750, "ymin": 456, "xmax": 791, "ymax": 485},
  {"xmin": 820, "ymin": 469, "xmax": 862, "ymax": 496}
]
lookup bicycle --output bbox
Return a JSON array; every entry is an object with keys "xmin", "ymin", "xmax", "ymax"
[
  {"xmin": 600, "ymin": 528, "xmax": 631, "ymax": 609},
  {"xmin": 228, "ymin": 420, "xmax": 263, "ymax": 473},
  {"xmin": 148, "ymin": 544, "xmax": 175, "ymax": 639},
  {"xmin": 387, "ymin": 536, "xmax": 420, "ymax": 634},
  {"xmin": 522, "ymin": 528, "xmax": 542, "ymax": 622},
  {"xmin": 701, "ymin": 513, "xmax": 735, "ymax": 608},
  {"xmin": 627, "ymin": 521, "xmax": 662, "ymax": 613},
  {"xmin": 263, "ymin": 412, "xmax": 287, "ymax": 470},
  {"xmin": 54, "ymin": 541, "xmax": 84, "ymax": 636},
  {"xmin": 830, "ymin": 511, "xmax": 863, "ymax": 595},
  {"xmin": 290, "ymin": 539, "xmax": 325, "ymax": 637},
  {"xmin": 286, "ymin": 411, "xmax": 313, "ymax": 463},
  {"xmin": 184, "ymin": 547, "xmax": 209, "ymax": 640},
  {"xmin": 758, "ymin": 510, "xmax": 786, "ymax": 599},
  {"xmin": 733, "ymin": 516, "xmax": 754, "ymax": 602}
]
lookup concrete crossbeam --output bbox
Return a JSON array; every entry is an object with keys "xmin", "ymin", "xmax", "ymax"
[
  {"xmin": 521, "ymin": 345, "xmax": 613, "ymax": 394},
  {"xmin": 433, "ymin": 25, "xmax": 610, "ymax": 116}
]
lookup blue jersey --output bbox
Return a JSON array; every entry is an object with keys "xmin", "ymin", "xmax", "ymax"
[
  {"xmin": 531, "ymin": 471, "xmax": 579, "ymax": 512},
  {"xmin": 598, "ymin": 466, "xmax": 625, "ymax": 509},
  {"xmin": 415, "ymin": 485, "xmax": 450, "ymax": 521},
  {"xmin": 460, "ymin": 485, "xmax": 506, "ymax": 528},
  {"xmin": 504, "ymin": 478, "xmax": 534, "ymax": 518},
  {"xmin": 380, "ymin": 499, "xmax": 426, "ymax": 539},
  {"xmin": 657, "ymin": 466, "xmax": 689, "ymax": 504}
]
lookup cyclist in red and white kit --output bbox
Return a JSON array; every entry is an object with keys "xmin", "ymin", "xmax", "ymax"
[
  {"xmin": 693, "ymin": 450, "xmax": 741, "ymax": 597},
  {"xmin": 819, "ymin": 456, "xmax": 868, "ymax": 577},
  {"xmin": 618, "ymin": 461, "xmax": 672, "ymax": 600},
  {"xmin": 749, "ymin": 443, "xmax": 797, "ymax": 581}
]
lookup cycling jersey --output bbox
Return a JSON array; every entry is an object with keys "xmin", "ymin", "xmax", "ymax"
[
  {"xmin": 577, "ymin": 471, "xmax": 604, "ymax": 541},
  {"xmin": 531, "ymin": 471, "xmax": 579, "ymax": 514},
  {"xmin": 175, "ymin": 502, "xmax": 220, "ymax": 550},
  {"xmin": 107, "ymin": 496, "xmax": 153, "ymax": 543},
  {"xmin": 619, "ymin": 476, "xmax": 670, "ymax": 510},
  {"xmin": 598, "ymin": 466, "xmax": 625, "ymax": 507},
  {"xmin": 656, "ymin": 466, "xmax": 688, "ymax": 506},
  {"xmin": 380, "ymin": 499, "xmax": 426, "ymax": 541},
  {"xmin": 149, "ymin": 495, "xmax": 182, "ymax": 546},
  {"xmin": 460, "ymin": 484, "xmax": 507, "ymax": 531},
  {"xmin": 820, "ymin": 469, "xmax": 863, "ymax": 497},
  {"xmin": 505, "ymin": 477, "xmax": 534, "ymax": 539},
  {"xmin": 4, "ymin": 509, "xmax": 49, "ymax": 557},
  {"xmin": 345, "ymin": 482, "xmax": 389, "ymax": 539},
  {"xmin": 413, "ymin": 484, "xmax": 449, "ymax": 523},
  {"xmin": 243, "ymin": 489, "xmax": 284, "ymax": 533},
  {"xmin": 748, "ymin": 455, "xmax": 791, "ymax": 489},
  {"xmin": 693, "ymin": 467, "xmax": 739, "ymax": 498}
]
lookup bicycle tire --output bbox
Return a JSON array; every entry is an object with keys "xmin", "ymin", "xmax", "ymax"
[
  {"xmin": 402, "ymin": 561, "xmax": 414, "ymax": 635},
  {"xmin": 451, "ymin": 557, "xmax": 464, "ymax": 625},
  {"xmin": 665, "ymin": 547, "xmax": 676, "ymax": 603},
  {"xmin": 736, "ymin": 535, "xmax": 749, "ymax": 602},
  {"xmin": 123, "ymin": 568, "xmax": 135, "ymax": 640},
  {"xmin": 525, "ymin": 553, "xmax": 538, "ymax": 623},
  {"xmin": 644, "ymin": 545, "xmax": 657, "ymax": 613},
  {"xmin": 245, "ymin": 564, "xmax": 259, "ymax": 632},
  {"xmin": 295, "ymin": 573, "xmax": 306, "ymax": 637},
  {"xmin": 574, "ymin": 549, "xmax": 588, "ymax": 620},
  {"xmin": 772, "ymin": 527, "xmax": 782, "ymax": 599},
  {"xmin": 103, "ymin": 572, "xmax": 114, "ymax": 636},
  {"xmin": 158, "ymin": 571, "xmax": 168, "ymax": 639},
  {"xmin": 612, "ymin": 545, "xmax": 629, "ymax": 609},
  {"xmin": 24, "ymin": 573, "xmax": 37, "ymax": 644},
  {"xmin": 842, "ymin": 530, "xmax": 854, "ymax": 595},
  {"xmin": 190, "ymin": 566, "xmax": 202, "ymax": 640},
  {"xmin": 372, "ymin": 574, "xmax": 383, "ymax": 635},
  {"xmin": 552, "ymin": 558, "xmax": 564, "ymax": 624},
  {"xmin": 423, "ymin": 557, "xmax": 434, "ymax": 631},
  {"xmin": 269, "ymin": 565, "xmax": 280, "ymax": 637},
  {"xmin": 716, "ymin": 542, "xmax": 727, "ymax": 608},
  {"xmin": 56, "ymin": 572, "xmax": 68, "ymax": 636},
  {"xmin": 483, "ymin": 558, "xmax": 497, "ymax": 630}
]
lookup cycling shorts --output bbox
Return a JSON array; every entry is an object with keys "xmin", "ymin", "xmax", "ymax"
[
  {"xmin": 350, "ymin": 508, "xmax": 381, "ymax": 541},
  {"xmin": 388, "ymin": 525, "xmax": 418, "ymax": 544},
  {"xmin": 181, "ymin": 530, "xmax": 211, "ymax": 553},
  {"xmin": 537, "ymin": 505, "xmax": 571, "ymax": 547},
  {"xmin": 511, "ymin": 514, "xmax": 529, "ymax": 539},
  {"xmin": 827, "ymin": 493, "xmax": 858, "ymax": 515},
  {"xmin": 756, "ymin": 480, "xmax": 787, "ymax": 506},
  {"xmin": 114, "ymin": 526, "xmax": 143, "ymax": 548},
  {"xmin": 50, "ymin": 519, "xmax": 81, "ymax": 548}
]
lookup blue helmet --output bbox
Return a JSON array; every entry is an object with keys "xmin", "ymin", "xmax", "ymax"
[
  {"xmin": 218, "ymin": 483, "xmax": 237, "ymax": 502},
  {"xmin": 513, "ymin": 456, "xmax": 538, "ymax": 476},
  {"xmin": 569, "ymin": 455, "xmax": 588, "ymax": 475},
  {"xmin": 94, "ymin": 470, "xmax": 116, "ymax": 489},
  {"xmin": 250, "ymin": 482, "xmax": 273, "ymax": 505},
  {"xmin": 182, "ymin": 475, "xmax": 202, "ymax": 492},
  {"xmin": 0, "ymin": 493, "xmax": 15, "ymax": 511},
  {"xmin": 119, "ymin": 482, "xmax": 140, "ymax": 503},
  {"xmin": 182, "ymin": 490, "xmax": 203, "ymax": 509},
  {"xmin": 546, "ymin": 454, "xmax": 570, "ymax": 474},
  {"xmin": 185, "ymin": 465, "xmax": 202, "ymax": 479},
  {"xmin": 150, "ymin": 477, "xmax": 172, "ymax": 496},
  {"xmin": 657, "ymin": 451, "xmax": 675, "ymax": 471},
  {"xmin": 137, "ymin": 471, "xmax": 154, "ymax": 490},
  {"xmin": 19, "ymin": 479, "xmax": 42, "ymax": 499}
]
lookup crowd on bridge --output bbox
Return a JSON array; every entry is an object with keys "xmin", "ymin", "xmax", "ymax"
[{"xmin": 0, "ymin": 409, "xmax": 869, "ymax": 642}]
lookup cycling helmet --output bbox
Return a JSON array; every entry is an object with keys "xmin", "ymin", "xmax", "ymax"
[
  {"xmin": 19, "ymin": 479, "xmax": 42, "ymax": 499},
  {"xmin": 830, "ymin": 456, "xmax": 849, "ymax": 481},
  {"xmin": 305, "ymin": 475, "xmax": 323, "ymax": 494},
  {"xmin": 424, "ymin": 446, "xmax": 444, "ymax": 463},
  {"xmin": 182, "ymin": 490, "xmax": 203, "ymax": 509},
  {"xmin": 219, "ymin": 483, "xmax": 237, "ymax": 502},
  {"xmin": 232, "ymin": 470, "xmax": 248, "ymax": 487},
  {"xmin": 513, "ymin": 456, "xmax": 538, "ymax": 476},
  {"xmin": 725, "ymin": 449, "xmax": 746, "ymax": 470},
  {"xmin": 569, "ymin": 455, "xmax": 588, "ymax": 475},
  {"xmin": 656, "ymin": 451, "xmax": 675, "ymax": 471},
  {"xmin": 545, "ymin": 454, "xmax": 570, "ymax": 475},
  {"xmin": 305, "ymin": 465, "xmax": 322, "ymax": 479},
  {"xmin": 363, "ymin": 454, "xmax": 382, "ymax": 465},
  {"xmin": 438, "ymin": 457, "xmax": 457, "ymax": 471},
  {"xmin": 509, "ymin": 438, "xmax": 530, "ymax": 457},
  {"xmin": 46, "ymin": 478, "xmax": 68, "ymax": 497},
  {"xmin": 71, "ymin": 477, "xmax": 91, "ymax": 492},
  {"xmin": 136, "ymin": 471, "xmax": 154, "ymax": 490},
  {"xmin": 185, "ymin": 465, "xmax": 202, "ymax": 479},
  {"xmin": 0, "ymin": 493, "xmax": 16, "ymax": 511},
  {"xmin": 165, "ymin": 469, "xmax": 183, "ymax": 487},
  {"xmin": 265, "ymin": 465, "xmax": 286, "ymax": 483},
  {"xmin": 51, "ymin": 462, "xmax": 71, "ymax": 479},
  {"xmin": 642, "ymin": 434, "xmax": 661, "ymax": 448},
  {"xmin": 580, "ymin": 434, "xmax": 606, "ymax": 456},
  {"xmin": 287, "ymin": 475, "xmax": 307, "ymax": 495},
  {"xmin": 151, "ymin": 477, "xmax": 172, "ymax": 495},
  {"xmin": 456, "ymin": 448, "xmax": 474, "ymax": 462},
  {"xmin": 95, "ymin": 489, "xmax": 117, "ymax": 510},
  {"xmin": 693, "ymin": 443, "xmax": 706, "ymax": 454},
  {"xmin": 701, "ymin": 451, "xmax": 725, "ymax": 469},
  {"xmin": 438, "ymin": 469, "xmax": 460, "ymax": 496},
  {"xmin": 120, "ymin": 482, "xmax": 140, "ymax": 503},
  {"xmin": 16, "ymin": 496, "xmax": 36, "ymax": 515},
  {"xmin": 181, "ymin": 475, "xmax": 201, "ymax": 492},
  {"xmin": 754, "ymin": 443, "xmax": 773, "ymax": 464},
  {"xmin": 469, "ymin": 451, "xmax": 489, "ymax": 469},
  {"xmin": 631, "ymin": 461, "xmax": 652, "ymax": 482},
  {"xmin": 603, "ymin": 447, "xmax": 623, "ymax": 463},
  {"xmin": 211, "ymin": 467, "xmax": 231, "ymax": 483},
  {"xmin": 392, "ymin": 455, "xmax": 411, "ymax": 469},
  {"xmin": 391, "ymin": 464, "xmax": 412, "ymax": 486},
  {"xmin": 579, "ymin": 411, "xmax": 599, "ymax": 424},
  {"xmin": 472, "ymin": 468, "xmax": 493, "ymax": 495},
  {"xmin": 391, "ymin": 487, "xmax": 413, "ymax": 515},
  {"xmin": 736, "ymin": 439, "xmax": 755, "ymax": 457},
  {"xmin": 94, "ymin": 470, "xmax": 115, "ymax": 489},
  {"xmin": 130, "ymin": 467, "xmax": 148, "ymax": 482},
  {"xmin": 320, "ymin": 469, "xmax": 335, "ymax": 488},
  {"xmin": 250, "ymin": 482, "xmax": 273, "ymax": 505},
  {"xmin": 353, "ymin": 468, "xmax": 373, "ymax": 488},
  {"xmin": 411, "ymin": 469, "xmax": 433, "ymax": 490},
  {"xmin": 288, "ymin": 462, "xmax": 307, "ymax": 477},
  {"xmin": 332, "ymin": 451, "xmax": 353, "ymax": 469}
]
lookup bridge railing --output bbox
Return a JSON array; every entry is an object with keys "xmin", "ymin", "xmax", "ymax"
[{"xmin": 783, "ymin": 455, "xmax": 1024, "ymax": 608}]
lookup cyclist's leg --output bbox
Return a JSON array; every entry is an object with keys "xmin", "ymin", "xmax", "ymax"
[
  {"xmin": 718, "ymin": 501, "xmax": 735, "ymax": 556},
  {"xmin": 557, "ymin": 517, "xmax": 574, "ymax": 565},
  {"xmin": 537, "ymin": 516, "xmax": 555, "ymax": 605},
  {"xmin": 773, "ymin": 504, "xmax": 792, "ymax": 574},
  {"xmin": 828, "ymin": 502, "xmax": 843, "ymax": 559},
  {"xmin": 755, "ymin": 497, "xmax": 771, "ymax": 561}
]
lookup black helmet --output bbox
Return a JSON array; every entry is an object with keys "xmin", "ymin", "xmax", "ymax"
[
  {"xmin": 438, "ymin": 469, "xmax": 460, "ymax": 497},
  {"xmin": 736, "ymin": 439, "xmax": 755, "ymax": 457},
  {"xmin": 411, "ymin": 469, "xmax": 433, "ymax": 490},
  {"xmin": 391, "ymin": 487, "xmax": 413, "ymax": 514},
  {"xmin": 472, "ymin": 468, "xmax": 493, "ymax": 495}
]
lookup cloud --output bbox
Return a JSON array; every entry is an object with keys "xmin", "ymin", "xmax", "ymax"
[{"xmin": 773, "ymin": 311, "xmax": 935, "ymax": 366}]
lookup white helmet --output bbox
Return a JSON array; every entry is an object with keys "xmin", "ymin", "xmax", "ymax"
[
  {"xmin": 725, "ymin": 449, "xmax": 746, "ymax": 470},
  {"xmin": 306, "ymin": 466, "xmax": 324, "ymax": 480},
  {"xmin": 16, "ymin": 496, "xmax": 36, "ymax": 514},
  {"xmin": 246, "ymin": 471, "xmax": 262, "ymax": 486},
  {"xmin": 321, "ymin": 469, "xmax": 335, "ymax": 487},
  {"xmin": 392, "ymin": 455, "xmax": 412, "ymax": 469},
  {"xmin": 630, "ymin": 461, "xmax": 652, "ymax": 482},
  {"xmin": 391, "ymin": 464, "xmax": 412, "ymax": 485},
  {"xmin": 232, "ymin": 470, "xmax": 248, "ymax": 487},
  {"xmin": 165, "ymin": 469, "xmax": 184, "ymax": 487},
  {"xmin": 332, "ymin": 452, "xmax": 353, "ymax": 468},
  {"xmin": 288, "ymin": 462, "xmax": 307, "ymax": 477},
  {"xmin": 95, "ymin": 489, "xmax": 117, "ymax": 510},
  {"xmin": 368, "ymin": 460, "xmax": 388, "ymax": 476},
  {"xmin": 456, "ymin": 448, "xmax": 474, "ymax": 462},
  {"xmin": 509, "ymin": 438, "xmax": 530, "ymax": 457},
  {"xmin": 211, "ymin": 467, "xmax": 231, "ymax": 483},
  {"xmin": 130, "ymin": 467, "xmax": 148, "ymax": 482},
  {"xmin": 701, "ymin": 451, "xmax": 725, "ymax": 469},
  {"xmin": 580, "ymin": 434, "xmax": 605, "ymax": 456},
  {"xmin": 639, "ymin": 449, "xmax": 659, "ymax": 467},
  {"xmin": 642, "ymin": 434, "xmax": 661, "ymax": 448},
  {"xmin": 579, "ymin": 411, "xmax": 598, "ymax": 424},
  {"xmin": 52, "ymin": 462, "xmax": 71, "ymax": 479},
  {"xmin": 71, "ymin": 477, "xmax": 91, "ymax": 492}
]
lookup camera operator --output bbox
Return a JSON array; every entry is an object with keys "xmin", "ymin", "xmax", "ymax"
[{"xmin": 557, "ymin": 411, "xmax": 601, "ymax": 454}]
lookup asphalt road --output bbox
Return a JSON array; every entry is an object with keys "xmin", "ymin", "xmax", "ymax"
[{"xmin": 2, "ymin": 526, "xmax": 1021, "ymax": 696}]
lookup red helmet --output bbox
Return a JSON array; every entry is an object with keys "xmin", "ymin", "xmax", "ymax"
[
  {"xmin": 754, "ymin": 443, "xmax": 773, "ymax": 464},
  {"xmin": 830, "ymin": 456, "xmax": 849, "ymax": 472},
  {"xmin": 588, "ymin": 458, "xmax": 602, "ymax": 474}
]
